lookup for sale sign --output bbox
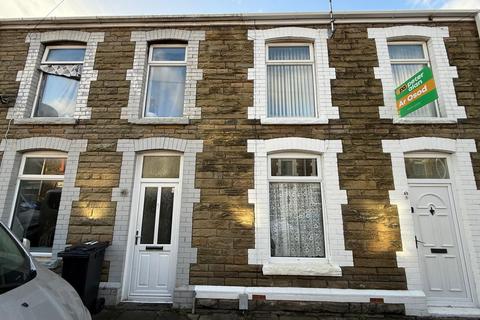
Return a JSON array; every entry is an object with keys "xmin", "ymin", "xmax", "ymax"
[{"xmin": 395, "ymin": 66, "xmax": 438, "ymax": 117}]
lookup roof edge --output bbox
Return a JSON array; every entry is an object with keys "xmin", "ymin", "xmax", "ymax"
[{"xmin": 0, "ymin": 9, "xmax": 478, "ymax": 28}]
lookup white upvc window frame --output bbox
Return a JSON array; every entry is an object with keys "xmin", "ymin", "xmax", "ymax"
[
  {"xmin": 143, "ymin": 44, "xmax": 188, "ymax": 119},
  {"xmin": 267, "ymin": 152, "xmax": 328, "ymax": 265},
  {"xmin": 32, "ymin": 45, "xmax": 86, "ymax": 118},
  {"xmin": 265, "ymin": 42, "xmax": 318, "ymax": 119},
  {"xmin": 368, "ymin": 25, "xmax": 466, "ymax": 123},
  {"xmin": 9, "ymin": 151, "xmax": 67, "ymax": 258},
  {"xmin": 41, "ymin": 45, "xmax": 86, "ymax": 64},
  {"xmin": 404, "ymin": 152, "xmax": 451, "ymax": 184},
  {"xmin": 387, "ymin": 41, "xmax": 441, "ymax": 117}
]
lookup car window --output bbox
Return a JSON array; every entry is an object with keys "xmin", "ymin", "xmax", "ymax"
[{"xmin": 0, "ymin": 224, "xmax": 34, "ymax": 294}]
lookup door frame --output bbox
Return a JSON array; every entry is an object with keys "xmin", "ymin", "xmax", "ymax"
[
  {"xmin": 121, "ymin": 151, "xmax": 184, "ymax": 302},
  {"xmin": 405, "ymin": 152, "xmax": 475, "ymax": 307}
]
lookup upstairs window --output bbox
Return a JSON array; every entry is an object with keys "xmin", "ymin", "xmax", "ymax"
[
  {"xmin": 388, "ymin": 42, "xmax": 439, "ymax": 118},
  {"xmin": 266, "ymin": 44, "xmax": 316, "ymax": 118},
  {"xmin": 144, "ymin": 44, "xmax": 187, "ymax": 118},
  {"xmin": 34, "ymin": 46, "xmax": 86, "ymax": 118},
  {"xmin": 10, "ymin": 154, "xmax": 66, "ymax": 253},
  {"xmin": 268, "ymin": 155, "xmax": 325, "ymax": 258}
]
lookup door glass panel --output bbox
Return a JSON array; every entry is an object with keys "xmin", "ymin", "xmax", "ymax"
[
  {"xmin": 142, "ymin": 156, "xmax": 181, "ymax": 178},
  {"xmin": 140, "ymin": 187, "xmax": 158, "ymax": 244},
  {"xmin": 157, "ymin": 187, "xmax": 174, "ymax": 244},
  {"xmin": 405, "ymin": 158, "xmax": 449, "ymax": 179}
]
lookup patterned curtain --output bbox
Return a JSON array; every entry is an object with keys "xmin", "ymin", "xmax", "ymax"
[
  {"xmin": 269, "ymin": 182, "xmax": 325, "ymax": 257},
  {"xmin": 39, "ymin": 64, "xmax": 83, "ymax": 80}
]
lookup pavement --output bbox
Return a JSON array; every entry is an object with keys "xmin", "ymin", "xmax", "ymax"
[{"xmin": 92, "ymin": 304, "xmax": 468, "ymax": 320}]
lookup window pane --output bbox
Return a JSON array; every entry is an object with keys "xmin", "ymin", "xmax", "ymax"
[
  {"xmin": 157, "ymin": 187, "xmax": 174, "ymax": 244},
  {"xmin": 405, "ymin": 158, "xmax": 449, "ymax": 179},
  {"xmin": 388, "ymin": 44, "xmax": 425, "ymax": 60},
  {"xmin": 268, "ymin": 46, "xmax": 310, "ymax": 60},
  {"xmin": 23, "ymin": 158, "xmax": 66, "ymax": 175},
  {"xmin": 151, "ymin": 47, "xmax": 186, "ymax": 61},
  {"xmin": 10, "ymin": 180, "xmax": 63, "ymax": 253},
  {"xmin": 142, "ymin": 156, "xmax": 181, "ymax": 178},
  {"xmin": 269, "ymin": 182, "xmax": 324, "ymax": 258},
  {"xmin": 267, "ymin": 65, "xmax": 315, "ymax": 117},
  {"xmin": 140, "ymin": 187, "xmax": 157, "ymax": 244},
  {"xmin": 392, "ymin": 64, "xmax": 437, "ymax": 117},
  {"xmin": 145, "ymin": 66, "xmax": 186, "ymax": 117},
  {"xmin": 271, "ymin": 158, "xmax": 317, "ymax": 177},
  {"xmin": 34, "ymin": 74, "xmax": 79, "ymax": 118},
  {"xmin": 46, "ymin": 48, "xmax": 85, "ymax": 62}
]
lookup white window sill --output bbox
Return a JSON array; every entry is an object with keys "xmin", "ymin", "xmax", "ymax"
[
  {"xmin": 262, "ymin": 262, "xmax": 342, "ymax": 277},
  {"xmin": 260, "ymin": 117, "xmax": 330, "ymax": 125},
  {"xmin": 128, "ymin": 117, "xmax": 190, "ymax": 125},
  {"xmin": 15, "ymin": 118, "xmax": 78, "ymax": 125},
  {"xmin": 392, "ymin": 117, "xmax": 458, "ymax": 124}
]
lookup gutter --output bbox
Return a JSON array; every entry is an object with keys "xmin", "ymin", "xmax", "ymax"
[{"xmin": 0, "ymin": 9, "xmax": 478, "ymax": 29}]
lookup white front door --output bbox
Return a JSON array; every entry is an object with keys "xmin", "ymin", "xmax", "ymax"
[
  {"xmin": 409, "ymin": 184, "xmax": 471, "ymax": 305},
  {"xmin": 128, "ymin": 183, "xmax": 178, "ymax": 301}
]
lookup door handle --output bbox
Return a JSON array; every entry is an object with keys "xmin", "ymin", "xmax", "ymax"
[
  {"xmin": 415, "ymin": 235, "xmax": 425, "ymax": 248},
  {"xmin": 135, "ymin": 230, "xmax": 140, "ymax": 245}
]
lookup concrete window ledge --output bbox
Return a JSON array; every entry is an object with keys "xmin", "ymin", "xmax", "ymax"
[
  {"xmin": 14, "ymin": 118, "xmax": 77, "ymax": 125},
  {"xmin": 262, "ymin": 262, "xmax": 342, "ymax": 277},
  {"xmin": 128, "ymin": 117, "xmax": 190, "ymax": 125},
  {"xmin": 393, "ymin": 117, "xmax": 459, "ymax": 124},
  {"xmin": 260, "ymin": 117, "xmax": 330, "ymax": 125}
]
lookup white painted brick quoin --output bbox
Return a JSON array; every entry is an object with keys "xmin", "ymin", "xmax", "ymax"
[
  {"xmin": 123, "ymin": 29, "xmax": 205, "ymax": 123},
  {"xmin": 247, "ymin": 137, "xmax": 353, "ymax": 275},
  {"xmin": 368, "ymin": 26, "xmax": 465, "ymax": 123},
  {"xmin": 107, "ymin": 137, "xmax": 203, "ymax": 304},
  {"xmin": 10, "ymin": 30, "xmax": 104, "ymax": 122},
  {"xmin": 0, "ymin": 137, "xmax": 87, "ymax": 257},
  {"xmin": 248, "ymin": 27, "xmax": 339, "ymax": 124}
]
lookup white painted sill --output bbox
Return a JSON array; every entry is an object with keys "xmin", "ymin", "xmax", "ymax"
[
  {"xmin": 260, "ymin": 117, "xmax": 330, "ymax": 125},
  {"xmin": 392, "ymin": 117, "xmax": 458, "ymax": 124},
  {"xmin": 128, "ymin": 117, "xmax": 190, "ymax": 125},
  {"xmin": 15, "ymin": 118, "xmax": 78, "ymax": 125},
  {"xmin": 262, "ymin": 262, "xmax": 342, "ymax": 277}
]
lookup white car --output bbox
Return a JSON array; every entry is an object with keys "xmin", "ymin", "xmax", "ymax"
[{"xmin": 0, "ymin": 222, "xmax": 91, "ymax": 320}]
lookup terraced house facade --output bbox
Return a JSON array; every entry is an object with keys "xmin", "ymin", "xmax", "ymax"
[{"xmin": 0, "ymin": 9, "xmax": 479, "ymax": 317}]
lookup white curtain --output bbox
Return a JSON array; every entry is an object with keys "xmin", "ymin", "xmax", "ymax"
[
  {"xmin": 267, "ymin": 46, "xmax": 315, "ymax": 118},
  {"xmin": 269, "ymin": 182, "xmax": 325, "ymax": 257},
  {"xmin": 35, "ymin": 74, "xmax": 79, "ymax": 117},
  {"xmin": 145, "ymin": 66, "xmax": 186, "ymax": 117},
  {"xmin": 267, "ymin": 65, "xmax": 315, "ymax": 117}
]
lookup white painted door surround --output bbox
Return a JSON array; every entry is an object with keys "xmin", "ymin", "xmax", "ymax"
[{"xmin": 382, "ymin": 137, "xmax": 480, "ymax": 315}]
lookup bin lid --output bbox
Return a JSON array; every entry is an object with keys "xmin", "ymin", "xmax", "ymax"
[{"xmin": 58, "ymin": 241, "xmax": 109, "ymax": 258}]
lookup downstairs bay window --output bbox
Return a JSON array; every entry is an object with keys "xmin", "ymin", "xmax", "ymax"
[{"xmin": 10, "ymin": 153, "xmax": 66, "ymax": 254}]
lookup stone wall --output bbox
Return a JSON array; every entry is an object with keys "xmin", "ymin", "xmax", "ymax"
[{"xmin": 0, "ymin": 20, "xmax": 479, "ymax": 291}]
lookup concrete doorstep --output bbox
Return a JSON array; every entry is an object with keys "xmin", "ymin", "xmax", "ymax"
[{"xmin": 92, "ymin": 304, "xmax": 470, "ymax": 320}]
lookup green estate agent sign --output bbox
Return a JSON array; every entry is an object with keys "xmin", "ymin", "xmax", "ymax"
[{"xmin": 395, "ymin": 66, "xmax": 438, "ymax": 117}]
